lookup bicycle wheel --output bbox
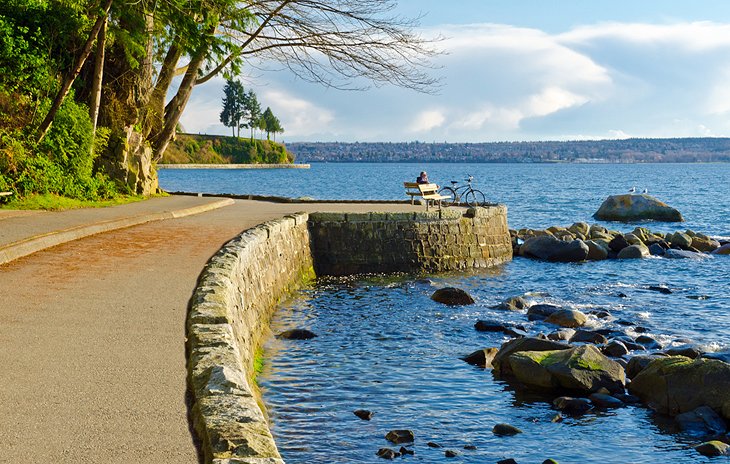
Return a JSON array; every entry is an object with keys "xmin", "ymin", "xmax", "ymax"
[
  {"xmin": 439, "ymin": 187, "xmax": 457, "ymax": 207},
  {"xmin": 465, "ymin": 189, "xmax": 486, "ymax": 207}
]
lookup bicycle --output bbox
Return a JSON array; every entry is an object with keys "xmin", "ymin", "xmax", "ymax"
[{"xmin": 438, "ymin": 175, "xmax": 486, "ymax": 207}]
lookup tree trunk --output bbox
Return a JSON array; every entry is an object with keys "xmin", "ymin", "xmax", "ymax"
[
  {"xmin": 88, "ymin": 15, "xmax": 107, "ymax": 142},
  {"xmin": 147, "ymin": 39, "xmax": 182, "ymax": 139},
  {"xmin": 36, "ymin": 0, "xmax": 113, "ymax": 142},
  {"xmin": 151, "ymin": 25, "xmax": 214, "ymax": 159}
]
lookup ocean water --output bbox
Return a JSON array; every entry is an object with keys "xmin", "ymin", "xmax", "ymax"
[
  {"xmin": 159, "ymin": 162, "xmax": 730, "ymax": 235},
  {"xmin": 160, "ymin": 163, "xmax": 730, "ymax": 463}
]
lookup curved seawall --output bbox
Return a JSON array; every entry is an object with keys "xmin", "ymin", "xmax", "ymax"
[{"xmin": 186, "ymin": 206, "xmax": 511, "ymax": 463}]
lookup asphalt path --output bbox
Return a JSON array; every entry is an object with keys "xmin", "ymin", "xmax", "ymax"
[{"xmin": 0, "ymin": 199, "xmax": 423, "ymax": 463}]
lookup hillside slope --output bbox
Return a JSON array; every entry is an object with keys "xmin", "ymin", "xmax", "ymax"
[{"xmin": 163, "ymin": 134, "xmax": 293, "ymax": 164}]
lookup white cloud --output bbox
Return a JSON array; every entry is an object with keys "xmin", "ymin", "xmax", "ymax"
[
  {"xmin": 179, "ymin": 19, "xmax": 730, "ymax": 142},
  {"xmin": 261, "ymin": 90, "xmax": 335, "ymax": 137},
  {"xmin": 409, "ymin": 110, "xmax": 445, "ymax": 132}
]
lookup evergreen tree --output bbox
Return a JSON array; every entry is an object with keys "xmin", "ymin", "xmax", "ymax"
[
  {"xmin": 261, "ymin": 107, "xmax": 284, "ymax": 141},
  {"xmin": 243, "ymin": 90, "xmax": 261, "ymax": 141},
  {"xmin": 219, "ymin": 80, "xmax": 246, "ymax": 137}
]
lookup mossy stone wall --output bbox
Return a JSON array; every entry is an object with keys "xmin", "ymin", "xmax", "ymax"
[{"xmin": 308, "ymin": 206, "xmax": 512, "ymax": 276}]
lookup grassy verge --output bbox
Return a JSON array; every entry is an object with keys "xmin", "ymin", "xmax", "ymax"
[{"xmin": 0, "ymin": 193, "xmax": 154, "ymax": 211}]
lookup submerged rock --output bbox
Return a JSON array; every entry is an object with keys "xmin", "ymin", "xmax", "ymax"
[
  {"xmin": 474, "ymin": 320, "xmax": 527, "ymax": 338},
  {"xmin": 507, "ymin": 345, "xmax": 626, "ymax": 393},
  {"xmin": 431, "ymin": 287, "xmax": 475, "ymax": 305},
  {"xmin": 527, "ymin": 304, "xmax": 562, "ymax": 321},
  {"xmin": 553, "ymin": 396, "xmax": 592, "ymax": 415},
  {"xmin": 712, "ymin": 243, "xmax": 730, "ymax": 255},
  {"xmin": 593, "ymin": 194, "xmax": 684, "ymax": 222},
  {"xmin": 494, "ymin": 295, "xmax": 530, "ymax": 311},
  {"xmin": 493, "ymin": 423, "xmax": 522, "ymax": 436},
  {"xmin": 676, "ymin": 406, "xmax": 727, "ymax": 436},
  {"xmin": 377, "ymin": 448, "xmax": 400, "ymax": 459},
  {"xmin": 354, "ymin": 409, "xmax": 373, "ymax": 420},
  {"xmin": 664, "ymin": 249, "xmax": 711, "ymax": 260},
  {"xmin": 385, "ymin": 430, "xmax": 415, "ymax": 444},
  {"xmin": 277, "ymin": 328, "xmax": 317, "ymax": 340}
]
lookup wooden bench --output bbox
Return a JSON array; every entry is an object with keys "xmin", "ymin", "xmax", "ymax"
[
  {"xmin": 0, "ymin": 191, "xmax": 12, "ymax": 199},
  {"xmin": 403, "ymin": 182, "xmax": 449, "ymax": 211}
]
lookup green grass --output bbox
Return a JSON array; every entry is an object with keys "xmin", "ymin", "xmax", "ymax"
[{"xmin": 0, "ymin": 193, "xmax": 151, "ymax": 211}]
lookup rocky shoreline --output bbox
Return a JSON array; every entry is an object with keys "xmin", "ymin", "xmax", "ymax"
[
  {"xmin": 430, "ymin": 287, "xmax": 730, "ymax": 460},
  {"xmin": 511, "ymin": 222, "xmax": 730, "ymax": 262}
]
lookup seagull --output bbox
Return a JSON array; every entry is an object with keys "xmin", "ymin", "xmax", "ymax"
[
  {"xmin": 629, "ymin": 187, "xmax": 636, "ymax": 193},
  {"xmin": 642, "ymin": 188, "xmax": 648, "ymax": 194}
]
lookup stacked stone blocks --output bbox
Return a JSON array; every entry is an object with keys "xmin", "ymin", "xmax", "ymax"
[{"xmin": 308, "ymin": 206, "xmax": 512, "ymax": 275}]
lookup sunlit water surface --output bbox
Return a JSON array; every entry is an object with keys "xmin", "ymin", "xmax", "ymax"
[{"xmin": 161, "ymin": 163, "xmax": 730, "ymax": 462}]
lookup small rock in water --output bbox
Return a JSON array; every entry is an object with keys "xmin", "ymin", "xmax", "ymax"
[
  {"xmin": 463, "ymin": 445, "xmax": 477, "ymax": 450},
  {"xmin": 687, "ymin": 295, "xmax": 710, "ymax": 300},
  {"xmin": 527, "ymin": 303, "xmax": 562, "ymax": 321},
  {"xmin": 353, "ymin": 409, "xmax": 373, "ymax": 420},
  {"xmin": 551, "ymin": 413, "xmax": 563, "ymax": 423},
  {"xmin": 664, "ymin": 345, "xmax": 702, "ymax": 359},
  {"xmin": 427, "ymin": 442, "xmax": 442, "ymax": 448},
  {"xmin": 602, "ymin": 340, "xmax": 629, "ymax": 358},
  {"xmin": 376, "ymin": 448, "xmax": 400, "ymax": 459},
  {"xmin": 399, "ymin": 446, "xmax": 414, "ymax": 456},
  {"xmin": 635, "ymin": 335, "xmax": 662, "ymax": 350},
  {"xmin": 694, "ymin": 441, "xmax": 730, "ymax": 457},
  {"xmin": 493, "ymin": 423, "xmax": 523, "ymax": 436},
  {"xmin": 633, "ymin": 326, "xmax": 650, "ymax": 334},
  {"xmin": 617, "ymin": 292, "xmax": 628, "ymax": 298},
  {"xmin": 544, "ymin": 309, "xmax": 587, "ymax": 328},
  {"xmin": 553, "ymin": 397, "xmax": 592, "ymax": 415},
  {"xmin": 647, "ymin": 285, "xmax": 672, "ymax": 294},
  {"xmin": 277, "ymin": 328, "xmax": 317, "ymax": 340},
  {"xmin": 431, "ymin": 287, "xmax": 475, "ymax": 305},
  {"xmin": 494, "ymin": 295, "xmax": 530, "ymax": 311},
  {"xmin": 445, "ymin": 450, "xmax": 458, "ymax": 458},
  {"xmin": 497, "ymin": 459, "xmax": 519, "ymax": 464},
  {"xmin": 676, "ymin": 406, "xmax": 728, "ymax": 435},
  {"xmin": 461, "ymin": 347, "xmax": 499, "ymax": 368},
  {"xmin": 613, "ymin": 393, "xmax": 641, "ymax": 404},
  {"xmin": 542, "ymin": 460, "xmax": 560, "ymax": 464},
  {"xmin": 570, "ymin": 329, "xmax": 608, "ymax": 345},
  {"xmin": 474, "ymin": 320, "xmax": 527, "ymax": 338},
  {"xmin": 385, "ymin": 430, "xmax": 415, "ymax": 444},
  {"xmin": 589, "ymin": 393, "xmax": 624, "ymax": 408}
]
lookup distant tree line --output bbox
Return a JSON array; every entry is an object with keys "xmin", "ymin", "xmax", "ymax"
[
  {"xmin": 287, "ymin": 138, "xmax": 730, "ymax": 163},
  {"xmin": 220, "ymin": 80, "xmax": 283, "ymax": 141}
]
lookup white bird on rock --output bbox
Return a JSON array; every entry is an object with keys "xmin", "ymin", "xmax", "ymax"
[
  {"xmin": 629, "ymin": 187, "xmax": 636, "ymax": 193},
  {"xmin": 643, "ymin": 188, "xmax": 648, "ymax": 194}
]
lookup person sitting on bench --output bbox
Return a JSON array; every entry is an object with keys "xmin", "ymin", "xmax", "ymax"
[{"xmin": 416, "ymin": 171, "xmax": 429, "ymax": 184}]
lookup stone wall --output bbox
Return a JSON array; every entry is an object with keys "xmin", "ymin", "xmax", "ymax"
[
  {"xmin": 186, "ymin": 205, "xmax": 512, "ymax": 463},
  {"xmin": 308, "ymin": 206, "xmax": 512, "ymax": 276},
  {"xmin": 187, "ymin": 213, "xmax": 313, "ymax": 464}
]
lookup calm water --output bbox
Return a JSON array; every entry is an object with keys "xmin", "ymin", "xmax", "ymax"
[{"xmin": 161, "ymin": 163, "xmax": 730, "ymax": 463}]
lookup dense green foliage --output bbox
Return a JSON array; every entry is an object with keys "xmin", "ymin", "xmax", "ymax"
[
  {"xmin": 163, "ymin": 134, "xmax": 293, "ymax": 164},
  {"xmin": 0, "ymin": 0, "xmax": 116, "ymax": 201}
]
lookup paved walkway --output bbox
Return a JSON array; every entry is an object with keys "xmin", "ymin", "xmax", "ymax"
[{"xmin": 0, "ymin": 196, "xmax": 423, "ymax": 463}]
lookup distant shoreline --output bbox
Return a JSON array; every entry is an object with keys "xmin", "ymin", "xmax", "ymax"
[{"xmin": 157, "ymin": 163, "xmax": 310, "ymax": 169}]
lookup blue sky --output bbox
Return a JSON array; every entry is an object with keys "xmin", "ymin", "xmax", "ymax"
[{"xmin": 180, "ymin": 1, "xmax": 730, "ymax": 142}]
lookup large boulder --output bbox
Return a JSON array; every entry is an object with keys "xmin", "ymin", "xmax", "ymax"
[
  {"xmin": 519, "ymin": 236, "xmax": 589, "ymax": 262},
  {"xmin": 506, "ymin": 345, "xmax": 626, "ymax": 393},
  {"xmin": 593, "ymin": 194, "xmax": 684, "ymax": 222},
  {"xmin": 491, "ymin": 337, "xmax": 571, "ymax": 375},
  {"xmin": 628, "ymin": 356, "xmax": 730, "ymax": 419}
]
